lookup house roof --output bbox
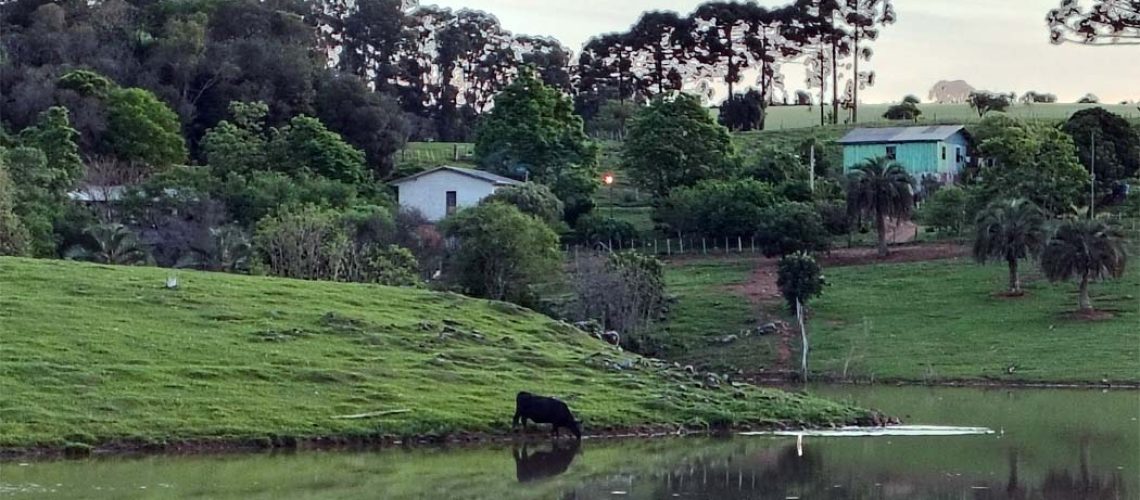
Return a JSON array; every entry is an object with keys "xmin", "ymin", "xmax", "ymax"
[
  {"xmin": 837, "ymin": 125, "xmax": 967, "ymax": 145},
  {"xmin": 389, "ymin": 165, "xmax": 522, "ymax": 186}
]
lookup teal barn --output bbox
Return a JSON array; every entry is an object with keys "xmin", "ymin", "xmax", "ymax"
[{"xmin": 838, "ymin": 125, "xmax": 971, "ymax": 184}]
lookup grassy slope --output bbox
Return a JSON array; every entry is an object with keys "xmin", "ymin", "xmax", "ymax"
[
  {"xmin": 659, "ymin": 255, "xmax": 1140, "ymax": 383},
  {"xmin": 0, "ymin": 258, "xmax": 866, "ymax": 449},
  {"xmin": 808, "ymin": 257, "xmax": 1140, "ymax": 383},
  {"xmin": 760, "ymin": 102, "xmax": 1140, "ymax": 130}
]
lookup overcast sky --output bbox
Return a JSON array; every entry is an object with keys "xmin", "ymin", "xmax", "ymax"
[{"xmin": 427, "ymin": 0, "xmax": 1140, "ymax": 104}]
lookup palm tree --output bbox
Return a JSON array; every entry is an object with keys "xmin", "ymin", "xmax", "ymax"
[
  {"xmin": 1040, "ymin": 219, "xmax": 1128, "ymax": 312},
  {"xmin": 64, "ymin": 223, "xmax": 149, "ymax": 265},
  {"xmin": 973, "ymin": 199, "xmax": 1047, "ymax": 295},
  {"xmin": 177, "ymin": 226, "xmax": 252, "ymax": 273},
  {"xmin": 846, "ymin": 157, "xmax": 915, "ymax": 257}
]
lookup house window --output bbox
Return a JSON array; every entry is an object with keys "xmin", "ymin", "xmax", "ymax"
[
  {"xmin": 941, "ymin": 146, "xmax": 947, "ymax": 160},
  {"xmin": 955, "ymin": 147, "xmax": 962, "ymax": 163},
  {"xmin": 886, "ymin": 146, "xmax": 897, "ymax": 160},
  {"xmin": 445, "ymin": 191, "xmax": 457, "ymax": 215}
]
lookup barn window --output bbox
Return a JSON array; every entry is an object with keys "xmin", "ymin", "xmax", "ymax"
[
  {"xmin": 942, "ymin": 146, "xmax": 947, "ymax": 160},
  {"xmin": 886, "ymin": 146, "xmax": 897, "ymax": 160},
  {"xmin": 446, "ymin": 191, "xmax": 457, "ymax": 215}
]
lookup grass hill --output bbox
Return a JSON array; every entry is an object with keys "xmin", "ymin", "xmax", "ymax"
[
  {"xmin": 757, "ymin": 102, "xmax": 1139, "ymax": 130},
  {"xmin": 0, "ymin": 258, "xmax": 868, "ymax": 453}
]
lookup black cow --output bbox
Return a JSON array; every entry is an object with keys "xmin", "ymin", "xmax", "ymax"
[
  {"xmin": 512, "ymin": 391, "xmax": 582, "ymax": 440},
  {"xmin": 513, "ymin": 440, "xmax": 580, "ymax": 482}
]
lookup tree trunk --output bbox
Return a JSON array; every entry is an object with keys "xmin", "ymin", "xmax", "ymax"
[
  {"xmin": 1077, "ymin": 273, "xmax": 1091, "ymax": 311},
  {"xmin": 1007, "ymin": 257, "xmax": 1021, "ymax": 294},
  {"xmin": 830, "ymin": 39, "xmax": 839, "ymax": 125},
  {"xmin": 852, "ymin": 31, "xmax": 860, "ymax": 123},
  {"xmin": 875, "ymin": 209, "xmax": 888, "ymax": 257}
]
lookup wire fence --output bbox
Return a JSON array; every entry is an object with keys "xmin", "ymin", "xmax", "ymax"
[{"xmin": 564, "ymin": 235, "xmax": 767, "ymax": 258}]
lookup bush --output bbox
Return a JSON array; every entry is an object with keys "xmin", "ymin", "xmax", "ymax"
[
  {"xmin": 917, "ymin": 186, "xmax": 968, "ymax": 234},
  {"xmin": 756, "ymin": 202, "xmax": 830, "ymax": 257},
  {"xmin": 481, "ymin": 182, "xmax": 564, "ymax": 227},
  {"xmin": 441, "ymin": 202, "xmax": 560, "ymax": 305},
  {"xmin": 357, "ymin": 244, "xmax": 420, "ymax": 286},
  {"xmin": 816, "ymin": 200, "xmax": 852, "ymax": 236},
  {"xmin": 776, "ymin": 251, "xmax": 825, "ymax": 310},
  {"xmin": 777, "ymin": 179, "xmax": 814, "ymax": 203},
  {"xmin": 0, "ymin": 160, "xmax": 30, "ymax": 256},
  {"xmin": 254, "ymin": 205, "xmax": 350, "ymax": 280},
  {"xmin": 657, "ymin": 179, "xmax": 779, "ymax": 238},
  {"xmin": 883, "ymin": 102, "xmax": 922, "ymax": 121},
  {"xmin": 570, "ymin": 251, "xmax": 664, "ymax": 336},
  {"xmin": 574, "ymin": 214, "xmax": 638, "ymax": 245}
]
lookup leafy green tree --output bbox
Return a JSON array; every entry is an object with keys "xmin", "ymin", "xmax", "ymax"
[
  {"xmin": 105, "ymin": 87, "xmax": 188, "ymax": 169},
  {"xmin": 0, "ymin": 160, "xmax": 31, "ymax": 256},
  {"xmin": 882, "ymin": 102, "xmax": 921, "ymax": 121},
  {"xmin": 267, "ymin": 115, "xmax": 368, "ymax": 185},
  {"xmin": 475, "ymin": 69, "xmax": 598, "ymax": 224},
  {"xmin": 977, "ymin": 119, "xmax": 1089, "ymax": 215},
  {"xmin": 586, "ymin": 99, "xmax": 637, "ymax": 139},
  {"xmin": 574, "ymin": 214, "xmax": 639, "ymax": 246},
  {"xmin": 967, "ymin": 91, "xmax": 1013, "ymax": 117},
  {"xmin": 219, "ymin": 171, "xmax": 361, "ymax": 227},
  {"xmin": 972, "ymin": 199, "xmax": 1047, "ymax": 295},
  {"xmin": 1041, "ymin": 219, "xmax": 1128, "ymax": 312},
  {"xmin": 358, "ymin": 244, "xmax": 419, "ymax": 286},
  {"xmin": 756, "ymin": 202, "xmax": 831, "ymax": 257},
  {"xmin": 1062, "ymin": 107, "xmax": 1140, "ymax": 192},
  {"xmin": 816, "ymin": 200, "xmax": 852, "ymax": 237},
  {"xmin": 481, "ymin": 182, "xmax": 564, "ymax": 227},
  {"xmin": 846, "ymin": 157, "xmax": 914, "ymax": 257},
  {"xmin": 18, "ymin": 107, "xmax": 84, "ymax": 190},
  {"xmin": 56, "ymin": 70, "xmax": 114, "ymax": 97},
  {"xmin": 313, "ymin": 73, "xmax": 409, "ymax": 178},
  {"xmin": 1, "ymin": 146, "xmax": 62, "ymax": 256},
  {"xmin": 202, "ymin": 102, "xmax": 270, "ymax": 179},
  {"xmin": 657, "ymin": 179, "xmax": 779, "ymax": 238},
  {"xmin": 441, "ymin": 202, "xmax": 560, "ymax": 305},
  {"xmin": 917, "ymin": 186, "xmax": 969, "ymax": 234},
  {"xmin": 63, "ymin": 223, "xmax": 149, "ymax": 265},
  {"xmin": 718, "ymin": 90, "xmax": 765, "ymax": 132},
  {"xmin": 776, "ymin": 251, "xmax": 825, "ymax": 311},
  {"xmin": 254, "ymin": 205, "xmax": 351, "ymax": 281},
  {"xmin": 622, "ymin": 94, "xmax": 737, "ymax": 198},
  {"xmin": 742, "ymin": 146, "xmax": 806, "ymax": 184},
  {"xmin": 902, "ymin": 95, "xmax": 920, "ymax": 104}
]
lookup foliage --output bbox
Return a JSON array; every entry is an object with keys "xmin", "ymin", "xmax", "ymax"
[
  {"xmin": 1020, "ymin": 91, "xmax": 1058, "ymax": 104},
  {"xmin": 972, "ymin": 199, "xmax": 1047, "ymax": 294},
  {"xmin": 1040, "ymin": 218, "xmax": 1128, "ymax": 311},
  {"xmin": 902, "ymin": 95, "xmax": 921, "ymax": 104},
  {"xmin": 177, "ymin": 225, "xmax": 253, "ymax": 274},
  {"xmin": 756, "ymin": 202, "xmax": 831, "ymax": 257},
  {"xmin": 574, "ymin": 214, "xmax": 639, "ymax": 245},
  {"xmin": 0, "ymin": 160, "xmax": 30, "ymax": 256},
  {"xmin": 267, "ymin": 115, "xmax": 369, "ymax": 185},
  {"xmin": 657, "ymin": 179, "xmax": 779, "ymax": 238},
  {"xmin": 976, "ymin": 117, "xmax": 1090, "ymax": 214},
  {"xmin": 776, "ymin": 251, "xmax": 825, "ymax": 310},
  {"xmin": 882, "ymin": 102, "xmax": 921, "ymax": 121},
  {"xmin": 845, "ymin": 157, "xmax": 914, "ymax": 256},
  {"xmin": 356, "ymin": 244, "xmax": 420, "ymax": 287},
  {"xmin": 202, "ymin": 102, "xmax": 270, "ymax": 179},
  {"xmin": 17, "ymin": 107, "xmax": 83, "ymax": 190},
  {"xmin": 622, "ymin": 94, "xmax": 737, "ymax": 198},
  {"xmin": 219, "ymin": 171, "xmax": 364, "ymax": 228},
  {"xmin": 1, "ymin": 146, "xmax": 63, "ymax": 256},
  {"xmin": 777, "ymin": 179, "xmax": 814, "ymax": 203},
  {"xmin": 570, "ymin": 251, "xmax": 665, "ymax": 336},
  {"xmin": 1077, "ymin": 93, "xmax": 1100, "ymax": 104},
  {"xmin": 481, "ymin": 182, "xmax": 565, "ymax": 228},
  {"xmin": 475, "ymin": 70, "xmax": 598, "ymax": 225},
  {"xmin": 254, "ymin": 205, "xmax": 351, "ymax": 281},
  {"xmin": 313, "ymin": 73, "xmax": 409, "ymax": 178},
  {"xmin": 917, "ymin": 186, "xmax": 969, "ymax": 234},
  {"xmin": 586, "ymin": 100, "xmax": 637, "ymax": 139},
  {"xmin": 1062, "ymin": 107, "xmax": 1140, "ymax": 191},
  {"xmin": 441, "ymin": 203, "xmax": 560, "ymax": 305},
  {"xmin": 105, "ymin": 87, "xmax": 188, "ymax": 170},
  {"xmin": 1047, "ymin": 0, "xmax": 1140, "ymax": 45},
  {"xmin": 63, "ymin": 223, "xmax": 149, "ymax": 265},
  {"xmin": 816, "ymin": 200, "xmax": 853, "ymax": 236},
  {"xmin": 718, "ymin": 90, "xmax": 765, "ymax": 132},
  {"xmin": 967, "ymin": 91, "xmax": 1013, "ymax": 117},
  {"xmin": 742, "ymin": 147, "xmax": 805, "ymax": 184}
]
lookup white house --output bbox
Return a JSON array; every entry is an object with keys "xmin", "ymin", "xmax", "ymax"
[{"xmin": 390, "ymin": 166, "xmax": 521, "ymax": 221}]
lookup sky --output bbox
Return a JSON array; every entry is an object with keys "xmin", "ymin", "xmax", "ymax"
[{"xmin": 427, "ymin": 0, "xmax": 1140, "ymax": 104}]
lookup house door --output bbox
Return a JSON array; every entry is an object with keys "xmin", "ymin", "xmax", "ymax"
[{"xmin": 445, "ymin": 191, "xmax": 457, "ymax": 215}]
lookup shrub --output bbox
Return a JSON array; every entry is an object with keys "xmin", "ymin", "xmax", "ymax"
[
  {"xmin": 574, "ymin": 214, "xmax": 638, "ymax": 245},
  {"xmin": 816, "ymin": 200, "xmax": 852, "ymax": 236},
  {"xmin": 657, "ymin": 179, "xmax": 779, "ymax": 238},
  {"xmin": 441, "ymin": 202, "xmax": 560, "ymax": 305},
  {"xmin": 0, "ymin": 160, "xmax": 30, "ymax": 256},
  {"xmin": 254, "ymin": 205, "xmax": 350, "ymax": 280},
  {"xmin": 917, "ymin": 186, "xmax": 968, "ymax": 234},
  {"xmin": 570, "ymin": 251, "xmax": 664, "ymax": 336},
  {"xmin": 776, "ymin": 251, "xmax": 825, "ymax": 310},
  {"xmin": 756, "ymin": 202, "xmax": 830, "ymax": 257},
  {"xmin": 481, "ymin": 182, "xmax": 564, "ymax": 227}
]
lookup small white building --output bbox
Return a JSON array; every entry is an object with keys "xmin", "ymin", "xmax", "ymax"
[{"xmin": 390, "ymin": 166, "xmax": 521, "ymax": 221}]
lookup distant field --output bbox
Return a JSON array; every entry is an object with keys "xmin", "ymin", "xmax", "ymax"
[{"xmin": 760, "ymin": 102, "xmax": 1140, "ymax": 130}]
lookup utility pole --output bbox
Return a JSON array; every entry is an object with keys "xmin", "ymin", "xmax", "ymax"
[{"xmin": 1090, "ymin": 131, "xmax": 1096, "ymax": 219}]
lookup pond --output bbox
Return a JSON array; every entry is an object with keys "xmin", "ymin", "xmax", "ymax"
[{"xmin": 1, "ymin": 385, "xmax": 1136, "ymax": 499}]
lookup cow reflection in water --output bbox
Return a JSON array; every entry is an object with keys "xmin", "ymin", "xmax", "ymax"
[{"xmin": 513, "ymin": 440, "xmax": 581, "ymax": 483}]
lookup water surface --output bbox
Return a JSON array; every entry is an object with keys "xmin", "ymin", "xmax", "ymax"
[{"xmin": 1, "ymin": 385, "xmax": 1136, "ymax": 499}]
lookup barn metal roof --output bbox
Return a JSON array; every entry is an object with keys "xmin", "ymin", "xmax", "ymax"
[
  {"xmin": 389, "ymin": 165, "xmax": 522, "ymax": 186},
  {"xmin": 837, "ymin": 125, "xmax": 967, "ymax": 144}
]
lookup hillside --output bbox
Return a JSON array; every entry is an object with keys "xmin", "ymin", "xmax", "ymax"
[
  {"xmin": 758, "ymin": 102, "xmax": 1140, "ymax": 130},
  {"xmin": 0, "ymin": 258, "xmax": 870, "ymax": 453}
]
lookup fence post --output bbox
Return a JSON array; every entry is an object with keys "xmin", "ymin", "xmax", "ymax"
[
  {"xmin": 667, "ymin": 239, "xmax": 671, "ymax": 255},
  {"xmin": 750, "ymin": 236, "xmax": 755, "ymax": 253},
  {"xmin": 702, "ymin": 238, "xmax": 707, "ymax": 255},
  {"xmin": 679, "ymin": 237, "xmax": 685, "ymax": 254},
  {"xmin": 724, "ymin": 236, "xmax": 729, "ymax": 254},
  {"xmin": 738, "ymin": 236, "xmax": 742, "ymax": 253},
  {"xmin": 654, "ymin": 239, "xmax": 658, "ymax": 255}
]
